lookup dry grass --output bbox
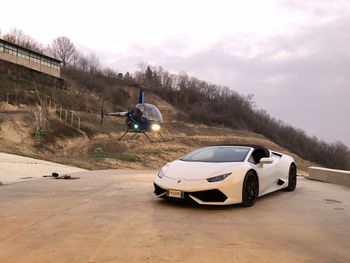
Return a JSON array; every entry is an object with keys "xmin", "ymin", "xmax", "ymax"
[
  {"xmin": 48, "ymin": 130, "xmax": 313, "ymax": 173},
  {"xmin": 0, "ymin": 103, "xmax": 314, "ymax": 174}
]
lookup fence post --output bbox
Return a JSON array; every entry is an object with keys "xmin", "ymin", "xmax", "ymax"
[
  {"xmin": 65, "ymin": 109, "xmax": 68, "ymax": 123},
  {"xmin": 71, "ymin": 111, "xmax": 74, "ymax": 126},
  {"xmin": 59, "ymin": 107, "xmax": 62, "ymax": 118},
  {"xmin": 6, "ymin": 93, "xmax": 9, "ymax": 104},
  {"xmin": 49, "ymin": 100, "xmax": 52, "ymax": 111},
  {"xmin": 78, "ymin": 118, "xmax": 80, "ymax": 130}
]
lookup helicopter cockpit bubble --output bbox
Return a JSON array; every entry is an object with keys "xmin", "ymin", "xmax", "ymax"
[{"xmin": 135, "ymin": 103, "xmax": 163, "ymax": 123}]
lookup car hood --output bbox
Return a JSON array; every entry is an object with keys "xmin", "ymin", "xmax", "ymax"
[{"xmin": 163, "ymin": 160, "xmax": 244, "ymax": 180}]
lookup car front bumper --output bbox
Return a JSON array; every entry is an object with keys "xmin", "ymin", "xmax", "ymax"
[{"xmin": 154, "ymin": 175, "xmax": 244, "ymax": 205}]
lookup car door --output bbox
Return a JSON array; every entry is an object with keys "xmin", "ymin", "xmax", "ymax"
[{"xmin": 248, "ymin": 151, "xmax": 280, "ymax": 196}]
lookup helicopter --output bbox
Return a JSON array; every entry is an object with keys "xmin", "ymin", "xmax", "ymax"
[{"xmin": 101, "ymin": 87, "xmax": 174, "ymax": 142}]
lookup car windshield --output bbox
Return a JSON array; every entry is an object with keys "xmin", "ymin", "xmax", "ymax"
[{"xmin": 180, "ymin": 146, "xmax": 250, "ymax": 163}]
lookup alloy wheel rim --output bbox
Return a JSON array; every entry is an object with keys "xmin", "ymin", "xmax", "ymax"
[
  {"xmin": 245, "ymin": 174, "xmax": 257, "ymax": 201},
  {"xmin": 290, "ymin": 166, "xmax": 296, "ymax": 187}
]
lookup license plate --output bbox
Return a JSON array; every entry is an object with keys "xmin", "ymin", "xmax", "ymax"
[{"xmin": 167, "ymin": 189, "xmax": 184, "ymax": 199}]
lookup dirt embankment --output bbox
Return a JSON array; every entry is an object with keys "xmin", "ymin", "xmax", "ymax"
[
  {"xmin": 0, "ymin": 102, "xmax": 313, "ymax": 174},
  {"xmin": 0, "ymin": 103, "xmax": 35, "ymax": 152}
]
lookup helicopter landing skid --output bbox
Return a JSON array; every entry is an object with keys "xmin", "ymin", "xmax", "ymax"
[
  {"xmin": 117, "ymin": 130, "xmax": 174, "ymax": 143},
  {"xmin": 118, "ymin": 131, "xmax": 140, "ymax": 141},
  {"xmin": 143, "ymin": 132, "xmax": 175, "ymax": 143}
]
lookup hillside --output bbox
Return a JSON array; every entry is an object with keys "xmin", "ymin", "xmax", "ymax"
[
  {"xmin": 0, "ymin": 90, "xmax": 313, "ymax": 174},
  {"xmin": 1, "ymin": 63, "xmax": 348, "ymax": 172}
]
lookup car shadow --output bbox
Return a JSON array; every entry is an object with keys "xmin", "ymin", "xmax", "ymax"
[
  {"xmin": 256, "ymin": 187, "xmax": 301, "ymax": 204},
  {"xmin": 154, "ymin": 198, "xmax": 241, "ymax": 210},
  {"xmin": 152, "ymin": 187, "xmax": 301, "ymax": 210}
]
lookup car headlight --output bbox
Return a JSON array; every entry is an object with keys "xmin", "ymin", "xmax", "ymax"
[
  {"xmin": 158, "ymin": 169, "xmax": 165, "ymax": 179},
  {"xmin": 207, "ymin": 172, "xmax": 232, "ymax": 183}
]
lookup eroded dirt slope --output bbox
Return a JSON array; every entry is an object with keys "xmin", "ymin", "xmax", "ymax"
[{"xmin": 0, "ymin": 102, "xmax": 313, "ymax": 174}]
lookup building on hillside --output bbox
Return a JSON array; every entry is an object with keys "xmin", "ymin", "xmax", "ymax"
[{"xmin": 0, "ymin": 38, "xmax": 61, "ymax": 78}]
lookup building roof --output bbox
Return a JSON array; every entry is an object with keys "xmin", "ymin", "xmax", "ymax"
[{"xmin": 0, "ymin": 38, "xmax": 62, "ymax": 63}]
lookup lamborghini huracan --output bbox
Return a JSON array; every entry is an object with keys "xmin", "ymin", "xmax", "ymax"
[{"xmin": 153, "ymin": 144, "xmax": 297, "ymax": 207}]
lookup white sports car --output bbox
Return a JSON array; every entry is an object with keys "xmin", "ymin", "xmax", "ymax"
[{"xmin": 154, "ymin": 144, "xmax": 297, "ymax": 207}]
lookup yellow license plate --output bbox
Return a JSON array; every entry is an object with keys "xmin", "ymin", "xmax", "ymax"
[{"xmin": 167, "ymin": 189, "xmax": 184, "ymax": 199}]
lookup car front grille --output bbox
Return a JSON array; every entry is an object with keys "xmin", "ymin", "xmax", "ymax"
[
  {"xmin": 154, "ymin": 183, "xmax": 227, "ymax": 203},
  {"xmin": 190, "ymin": 189, "xmax": 227, "ymax": 202}
]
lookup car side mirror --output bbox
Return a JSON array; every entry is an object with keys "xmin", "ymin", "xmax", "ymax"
[{"xmin": 260, "ymin": 157, "xmax": 273, "ymax": 167}]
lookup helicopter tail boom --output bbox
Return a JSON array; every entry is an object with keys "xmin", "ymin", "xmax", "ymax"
[{"xmin": 101, "ymin": 106, "xmax": 128, "ymax": 124}]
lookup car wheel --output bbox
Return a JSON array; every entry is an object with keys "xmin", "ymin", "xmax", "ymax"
[
  {"xmin": 241, "ymin": 171, "xmax": 259, "ymax": 207},
  {"xmin": 285, "ymin": 164, "xmax": 297, "ymax": 192}
]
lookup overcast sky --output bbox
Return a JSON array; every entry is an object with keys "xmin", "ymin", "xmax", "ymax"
[{"xmin": 1, "ymin": 0, "xmax": 350, "ymax": 147}]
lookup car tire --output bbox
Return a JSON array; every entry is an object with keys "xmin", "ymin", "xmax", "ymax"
[
  {"xmin": 241, "ymin": 171, "xmax": 259, "ymax": 207},
  {"xmin": 285, "ymin": 164, "xmax": 297, "ymax": 192}
]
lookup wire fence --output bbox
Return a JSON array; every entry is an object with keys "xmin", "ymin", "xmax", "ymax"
[
  {"xmin": 1, "ymin": 91, "xmax": 81, "ymax": 131},
  {"xmin": 54, "ymin": 106, "xmax": 81, "ymax": 131}
]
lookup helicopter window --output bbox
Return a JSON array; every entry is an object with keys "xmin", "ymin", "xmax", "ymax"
[{"xmin": 135, "ymin": 103, "xmax": 163, "ymax": 123}]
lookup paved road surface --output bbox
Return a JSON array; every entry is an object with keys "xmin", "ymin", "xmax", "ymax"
[{"xmin": 0, "ymin": 170, "xmax": 349, "ymax": 262}]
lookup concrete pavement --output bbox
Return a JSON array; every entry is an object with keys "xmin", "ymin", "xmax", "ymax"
[
  {"xmin": 0, "ymin": 152, "xmax": 87, "ymax": 184},
  {"xmin": 0, "ymin": 169, "xmax": 349, "ymax": 263}
]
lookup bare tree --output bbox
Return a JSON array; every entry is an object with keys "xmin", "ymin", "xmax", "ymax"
[
  {"xmin": 87, "ymin": 53, "xmax": 100, "ymax": 73},
  {"xmin": 3, "ymin": 28, "xmax": 43, "ymax": 52},
  {"xmin": 74, "ymin": 52, "xmax": 89, "ymax": 71},
  {"xmin": 49, "ymin": 36, "xmax": 76, "ymax": 66},
  {"xmin": 102, "ymin": 67, "xmax": 118, "ymax": 78}
]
